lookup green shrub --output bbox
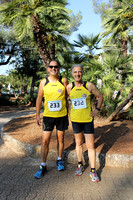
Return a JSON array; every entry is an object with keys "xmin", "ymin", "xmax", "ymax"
[
  {"xmin": 23, "ymin": 93, "xmax": 38, "ymax": 106},
  {"xmin": 0, "ymin": 94, "xmax": 13, "ymax": 106},
  {"xmin": 23, "ymin": 94, "xmax": 31, "ymax": 104}
]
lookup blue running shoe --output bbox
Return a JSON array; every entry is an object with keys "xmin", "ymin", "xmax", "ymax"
[
  {"xmin": 34, "ymin": 165, "xmax": 47, "ymax": 179},
  {"xmin": 56, "ymin": 160, "xmax": 64, "ymax": 171}
]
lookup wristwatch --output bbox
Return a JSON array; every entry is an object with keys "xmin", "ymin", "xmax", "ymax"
[{"xmin": 96, "ymin": 107, "xmax": 100, "ymax": 111}]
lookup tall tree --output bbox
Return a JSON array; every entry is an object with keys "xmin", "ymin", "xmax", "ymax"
[
  {"xmin": 101, "ymin": 0, "xmax": 133, "ymax": 82},
  {"xmin": 92, "ymin": 0, "xmax": 114, "ymax": 16},
  {"xmin": 0, "ymin": 0, "xmax": 78, "ymax": 67},
  {"xmin": 102, "ymin": 0, "xmax": 133, "ymax": 57},
  {"xmin": 72, "ymin": 34, "xmax": 103, "ymax": 84},
  {"xmin": 10, "ymin": 48, "xmax": 46, "ymax": 101},
  {"xmin": 0, "ymin": 28, "xmax": 17, "ymax": 66},
  {"xmin": 73, "ymin": 33, "xmax": 102, "ymax": 61}
]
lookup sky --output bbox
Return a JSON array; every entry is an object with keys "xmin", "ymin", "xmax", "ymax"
[
  {"xmin": 67, "ymin": 0, "xmax": 102, "ymax": 42},
  {"xmin": 0, "ymin": 0, "xmax": 102, "ymax": 75}
]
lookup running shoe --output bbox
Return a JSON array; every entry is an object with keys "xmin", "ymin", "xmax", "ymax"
[
  {"xmin": 56, "ymin": 160, "xmax": 64, "ymax": 171},
  {"xmin": 34, "ymin": 165, "xmax": 47, "ymax": 179},
  {"xmin": 75, "ymin": 164, "xmax": 84, "ymax": 176},
  {"xmin": 90, "ymin": 171, "xmax": 99, "ymax": 182}
]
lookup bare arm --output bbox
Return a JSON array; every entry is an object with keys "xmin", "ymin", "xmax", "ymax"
[
  {"xmin": 62, "ymin": 77, "xmax": 69, "ymax": 98},
  {"xmin": 62, "ymin": 77, "xmax": 69, "ymax": 88},
  {"xmin": 36, "ymin": 79, "xmax": 45, "ymax": 126},
  {"xmin": 66, "ymin": 83, "xmax": 72, "ymax": 116},
  {"xmin": 87, "ymin": 82, "xmax": 103, "ymax": 117},
  {"xmin": 63, "ymin": 77, "xmax": 69, "ymax": 111}
]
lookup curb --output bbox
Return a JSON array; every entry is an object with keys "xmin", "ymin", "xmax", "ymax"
[{"xmin": 1, "ymin": 130, "xmax": 133, "ymax": 168}]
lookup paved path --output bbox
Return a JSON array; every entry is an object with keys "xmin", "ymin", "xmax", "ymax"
[
  {"xmin": 0, "ymin": 107, "xmax": 37, "ymax": 157},
  {"xmin": 0, "ymin": 108, "xmax": 133, "ymax": 199},
  {"xmin": 0, "ymin": 153, "xmax": 133, "ymax": 200},
  {"xmin": 0, "ymin": 108, "xmax": 36, "ymax": 131},
  {"xmin": 0, "ymin": 107, "xmax": 36, "ymax": 144}
]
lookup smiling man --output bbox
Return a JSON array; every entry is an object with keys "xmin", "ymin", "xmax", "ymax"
[
  {"xmin": 34, "ymin": 60, "xmax": 68, "ymax": 179},
  {"xmin": 67, "ymin": 64, "xmax": 103, "ymax": 182}
]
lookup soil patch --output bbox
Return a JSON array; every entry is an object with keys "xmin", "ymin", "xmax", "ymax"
[
  {"xmin": 3, "ymin": 113, "xmax": 133, "ymax": 155},
  {"xmin": 0, "ymin": 105, "xmax": 33, "ymax": 112}
]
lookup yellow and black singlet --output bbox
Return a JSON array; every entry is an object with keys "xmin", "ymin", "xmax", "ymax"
[
  {"xmin": 70, "ymin": 82, "xmax": 93, "ymax": 123},
  {"xmin": 43, "ymin": 77, "xmax": 67, "ymax": 118}
]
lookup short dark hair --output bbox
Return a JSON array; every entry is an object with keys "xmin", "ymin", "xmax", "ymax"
[
  {"xmin": 71, "ymin": 64, "xmax": 83, "ymax": 74},
  {"xmin": 49, "ymin": 60, "xmax": 61, "ymax": 68}
]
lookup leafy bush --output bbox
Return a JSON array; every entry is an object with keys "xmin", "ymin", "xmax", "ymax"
[
  {"xmin": 23, "ymin": 94, "xmax": 31, "ymax": 104},
  {"xmin": 0, "ymin": 94, "xmax": 13, "ymax": 106},
  {"xmin": 100, "ymin": 88, "xmax": 121, "ymax": 116},
  {"xmin": 128, "ymin": 104, "xmax": 133, "ymax": 119},
  {"xmin": 23, "ymin": 93, "xmax": 38, "ymax": 106}
]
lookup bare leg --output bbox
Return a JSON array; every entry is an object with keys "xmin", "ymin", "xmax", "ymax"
[
  {"xmin": 84, "ymin": 134, "xmax": 96, "ymax": 168},
  {"xmin": 74, "ymin": 132, "xmax": 83, "ymax": 162},
  {"xmin": 41, "ymin": 131, "xmax": 52, "ymax": 163},
  {"xmin": 56, "ymin": 130, "xmax": 65, "ymax": 158}
]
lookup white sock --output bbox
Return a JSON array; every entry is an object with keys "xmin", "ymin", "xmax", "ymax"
[
  {"xmin": 41, "ymin": 162, "xmax": 46, "ymax": 166},
  {"xmin": 57, "ymin": 157, "xmax": 62, "ymax": 160}
]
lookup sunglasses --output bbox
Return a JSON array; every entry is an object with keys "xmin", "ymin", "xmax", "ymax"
[{"xmin": 48, "ymin": 65, "xmax": 59, "ymax": 69}]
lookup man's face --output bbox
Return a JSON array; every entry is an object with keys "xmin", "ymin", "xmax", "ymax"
[
  {"xmin": 47, "ymin": 61, "xmax": 59, "ymax": 76},
  {"xmin": 72, "ymin": 66, "xmax": 83, "ymax": 82}
]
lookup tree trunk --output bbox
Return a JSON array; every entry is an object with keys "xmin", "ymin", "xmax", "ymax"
[
  {"xmin": 121, "ymin": 36, "xmax": 127, "ymax": 57},
  {"xmin": 49, "ymin": 36, "xmax": 55, "ymax": 59},
  {"xmin": 121, "ymin": 36, "xmax": 127, "ymax": 82},
  {"xmin": 30, "ymin": 74, "xmax": 36, "ymax": 104},
  {"xmin": 30, "ymin": 61, "xmax": 38, "ymax": 105},
  {"xmin": 21, "ymin": 85, "xmax": 27, "ymax": 96},
  {"xmin": 106, "ymin": 87, "xmax": 133, "ymax": 123},
  {"xmin": 31, "ymin": 14, "xmax": 51, "ymax": 67}
]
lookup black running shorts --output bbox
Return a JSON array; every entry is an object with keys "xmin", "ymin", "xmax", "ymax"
[
  {"xmin": 72, "ymin": 120, "xmax": 94, "ymax": 134},
  {"xmin": 43, "ymin": 115, "xmax": 69, "ymax": 131}
]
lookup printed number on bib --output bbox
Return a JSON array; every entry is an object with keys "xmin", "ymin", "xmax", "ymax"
[
  {"xmin": 48, "ymin": 100, "xmax": 62, "ymax": 111},
  {"xmin": 72, "ymin": 98, "xmax": 87, "ymax": 109}
]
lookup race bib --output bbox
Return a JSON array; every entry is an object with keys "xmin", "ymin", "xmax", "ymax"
[
  {"xmin": 72, "ymin": 98, "xmax": 87, "ymax": 109},
  {"xmin": 48, "ymin": 100, "xmax": 62, "ymax": 111}
]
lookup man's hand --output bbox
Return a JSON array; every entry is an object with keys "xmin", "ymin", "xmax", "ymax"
[{"xmin": 36, "ymin": 116, "xmax": 41, "ymax": 126}]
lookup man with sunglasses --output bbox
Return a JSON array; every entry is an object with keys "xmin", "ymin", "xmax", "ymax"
[
  {"xmin": 67, "ymin": 64, "xmax": 103, "ymax": 182},
  {"xmin": 34, "ymin": 60, "xmax": 68, "ymax": 179}
]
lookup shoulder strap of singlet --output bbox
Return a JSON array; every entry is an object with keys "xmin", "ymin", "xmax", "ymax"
[
  {"xmin": 44, "ymin": 76, "xmax": 64, "ymax": 86},
  {"xmin": 71, "ymin": 82, "xmax": 75, "ymax": 90},
  {"xmin": 58, "ymin": 75, "xmax": 63, "ymax": 85},
  {"xmin": 71, "ymin": 81, "xmax": 87, "ymax": 90},
  {"xmin": 83, "ymin": 81, "xmax": 87, "ymax": 90},
  {"xmin": 43, "ymin": 77, "xmax": 49, "ymax": 86}
]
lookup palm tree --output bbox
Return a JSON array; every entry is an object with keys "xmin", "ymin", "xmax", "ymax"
[
  {"xmin": 0, "ymin": 0, "xmax": 71, "ymax": 67},
  {"xmin": 72, "ymin": 33, "xmax": 103, "ymax": 84},
  {"xmin": 73, "ymin": 33, "xmax": 101, "ymax": 58},
  {"xmin": 102, "ymin": 0, "xmax": 133, "ymax": 57},
  {"xmin": 102, "ymin": 0, "xmax": 133, "ymax": 82}
]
